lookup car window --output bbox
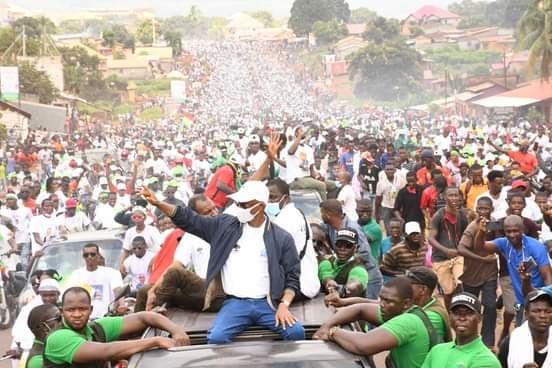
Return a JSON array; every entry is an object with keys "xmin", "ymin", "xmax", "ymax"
[{"xmin": 33, "ymin": 239, "xmax": 122, "ymax": 278}]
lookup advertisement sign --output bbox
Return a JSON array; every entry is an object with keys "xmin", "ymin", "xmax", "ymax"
[
  {"xmin": 0, "ymin": 66, "xmax": 19, "ymax": 102},
  {"xmin": 171, "ymin": 80, "xmax": 186, "ymax": 103}
]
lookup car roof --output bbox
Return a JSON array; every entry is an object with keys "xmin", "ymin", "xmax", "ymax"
[
  {"xmin": 129, "ymin": 340, "xmax": 363, "ymax": 368},
  {"xmin": 46, "ymin": 230, "xmax": 124, "ymax": 246},
  {"xmin": 166, "ymin": 295, "xmax": 333, "ymax": 335}
]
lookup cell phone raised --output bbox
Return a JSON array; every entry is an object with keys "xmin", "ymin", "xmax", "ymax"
[
  {"xmin": 522, "ymin": 256, "xmax": 538, "ymax": 273},
  {"xmin": 486, "ymin": 221, "xmax": 503, "ymax": 232}
]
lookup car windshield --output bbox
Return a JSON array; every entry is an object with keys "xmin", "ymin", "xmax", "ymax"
[{"xmin": 33, "ymin": 239, "xmax": 122, "ymax": 278}]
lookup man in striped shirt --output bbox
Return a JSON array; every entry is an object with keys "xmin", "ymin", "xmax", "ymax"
[{"xmin": 381, "ymin": 222, "xmax": 428, "ymax": 278}]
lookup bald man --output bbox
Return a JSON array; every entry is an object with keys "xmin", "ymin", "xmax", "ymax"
[{"xmin": 475, "ymin": 214, "xmax": 552, "ymax": 325}]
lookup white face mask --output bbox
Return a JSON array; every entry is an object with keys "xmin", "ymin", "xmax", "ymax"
[{"xmin": 226, "ymin": 203, "xmax": 262, "ymax": 223}]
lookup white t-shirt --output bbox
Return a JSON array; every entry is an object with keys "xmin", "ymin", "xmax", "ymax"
[
  {"xmin": 248, "ymin": 151, "xmax": 267, "ymax": 172},
  {"xmin": 273, "ymin": 203, "xmax": 320, "ymax": 299},
  {"xmin": 94, "ymin": 203, "xmax": 122, "ymax": 230},
  {"xmin": 123, "ymin": 225, "xmax": 162, "ymax": 254},
  {"xmin": 174, "ymin": 232, "xmax": 210, "ymax": 279},
  {"xmin": 222, "ymin": 221, "xmax": 269, "ymax": 298},
  {"xmin": 68, "ymin": 266, "xmax": 123, "ymax": 318},
  {"xmin": 376, "ymin": 173, "xmax": 406, "ymax": 209},
  {"xmin": 0, "ymin": 206, "xmax": 32, "ymax": 243},
  {"xmin": 337, "ymin": 184, "xmax": 358, "ymax": 222},
  {"xmin": 123, "ymin": 251, "xmax": 155, "ymax": 290},
  {"xmin": 282, "ymin": 143, "xmax": 314, "ymax": 183},
  {"xmin": 11, "ymin": 297, "xmax": 42, "ymax": 349},
  {"xmin": 57, "ymin": 211, "xmax": 91, "ymax": 233},
  {"xmin": 29, "ymin": 214, "xmax": 58, "ymax": 255}
]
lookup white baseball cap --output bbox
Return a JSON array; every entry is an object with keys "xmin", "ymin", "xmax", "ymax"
[
  {"xmin": 228, "ymin": 180, "xmax": 269, "ymax": 204},
  {"xmin": 405, "ymin": 221, "xmax": 422, "ymax": 235},
  {"xmin": 99, "ymin": 177, "xmax": 108, "ymax": 185},
  {"xmin": 38, "ymin": 278, "xmax": 61, "ymax": 293}
]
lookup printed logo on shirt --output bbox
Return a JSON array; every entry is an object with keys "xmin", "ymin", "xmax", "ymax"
[{"xmin": 91, "ymin": 284, "xmax": 104, "ymax": 301}]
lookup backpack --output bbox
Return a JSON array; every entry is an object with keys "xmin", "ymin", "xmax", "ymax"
[
  {"xmin": 43, "ymin": 321, "xmax": 108, "ymax": 368},
  {"xmin": 408, "ymin": 306, "xmax": 442, "ymax": 350}
]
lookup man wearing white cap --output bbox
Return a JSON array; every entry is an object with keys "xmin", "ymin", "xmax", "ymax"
[
  {"xmin": 10, "ymin": 278, "xmax": 61, "ymax": 356},
  {"xmin": 116, "ymin": 182, "xmax": 131, "ymax": 208},
  {"xmin": 381, "ymin": 221, "xmax": 428, "ymax": 278},
  {"xmin": 246, "ymin": 135, "xmax": 267, "ymax": 172},
  {"xmin": 141, "ymin": 180, "xmax": 305, "ymax": 344}
]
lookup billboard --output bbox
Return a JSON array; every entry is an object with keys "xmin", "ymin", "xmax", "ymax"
[
  {"xmin": 170, "ymin": 80, "xmax": 186, "ymax": 103},
  {"xmin": 0, "ymin": 66, "xmax": 19, "ymax": 102}
]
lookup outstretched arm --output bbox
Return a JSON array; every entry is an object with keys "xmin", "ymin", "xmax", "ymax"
[
  {"xmin": 120, "ymin": 311, "xmax": 190, "ymax": 345},
  {"xmin": 72, "ymin": 337, "xmax": 174, "ymax": 364}
]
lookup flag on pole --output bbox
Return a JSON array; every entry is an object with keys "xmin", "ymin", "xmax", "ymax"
[{"xmin": 181, "ymin": 111, "xmax": 195, "ymax": 128}]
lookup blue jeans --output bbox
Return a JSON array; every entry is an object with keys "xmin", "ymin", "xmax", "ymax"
[
  {"xmin": 207, "ymin": 297, "xmax": 305, "ymax": 344},
  {"xmin": 464, "ymin": 279, "xmax": 497, "ymax": 347}
]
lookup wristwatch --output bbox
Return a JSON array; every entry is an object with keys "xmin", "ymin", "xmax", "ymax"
[{"xmin": 281, "ymin": 300, "xmax": 291, "ymax": 307}]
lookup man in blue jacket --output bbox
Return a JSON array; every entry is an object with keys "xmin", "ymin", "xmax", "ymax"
[{"xmin": 141, "ymin": 180, "xmax": 304, "ymax": 344}]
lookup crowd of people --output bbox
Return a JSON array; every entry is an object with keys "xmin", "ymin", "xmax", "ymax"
[{"xmin": 1, "ymin": 41, "xmax": 552, "ymax": 368}]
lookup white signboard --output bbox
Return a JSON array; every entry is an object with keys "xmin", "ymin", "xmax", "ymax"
[
  {"xmin": 0, "ymin": 66, "xmax": 19, "ymax": 102},
  {"xmin": 171, "ymin": 80, "xmax": 186, "ymax": 103}
]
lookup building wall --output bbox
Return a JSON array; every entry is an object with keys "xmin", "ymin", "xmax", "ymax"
[
  {"xmin": 0, "ymin": 108, "xmax": 29, "ymax": 138},
  {"xmin": 105, "ymin": 67, "xmax": 149, "ymax": 80}
]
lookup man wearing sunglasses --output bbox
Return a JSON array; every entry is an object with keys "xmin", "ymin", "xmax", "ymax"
[
  {"xmin": 141, "ymin": 180, "xmax": 304, "ymax": 344},
  {"xmin": 67, "ymin": 243, "xmax": 123, "ymax": 318},
  {"xmin": 319, "ymin": 228, "xmax": 368, "ymax": 298}
]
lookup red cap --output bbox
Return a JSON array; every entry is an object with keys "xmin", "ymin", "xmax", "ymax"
[
  {"xmin": 65, "ymin": 198, "xmax": 78, "ymax": 208},
  {"xmin": 511, "ymin": 180, "xmax": 528, "ymax": 189}
]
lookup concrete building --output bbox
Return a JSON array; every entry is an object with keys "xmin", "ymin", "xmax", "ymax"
[
  {"xmin": 334, "ymin": 36, "xmax": 367, "ymax": 60},
  {"xmin": 0, "ymin": 100, "xmax": 30, "ymax": 139},
  {"xmin": 104, "ymin": 57, "xmax": 151, "ymax": 80},
  {"xmin": 403, "ymin": 5, "xmax": 461, "ymax": 33}
]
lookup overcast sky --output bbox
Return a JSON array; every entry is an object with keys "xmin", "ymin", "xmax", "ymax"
[{"xmin": 9, "ymin": 0, "xmax": 467, "ymax": 19}]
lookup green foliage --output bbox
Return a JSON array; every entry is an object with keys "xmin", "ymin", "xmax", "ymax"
[
  {"xmin": 12, "ymin": 16, "xmax": 56, "ymax": 38},
  {"xmin": 138, "ymin": 106, "xmax": 164, "ymax": 121},
  {"xmin": 101, "ymin": 24, "xmax": 134, "ymax": 49},
  {"xmin": 135, "ymin": 79, "xmax": 171, "ymax": 96},
  {"xmin": 0, "ymin": 122, "xmax": 7, "ymax": 142},
  {"xmin": 363, "ymin": 16, "xmax": 401, "ymax": 44},
  {"xmin": 349, "ymin": 41, "xmax": 423, "ymax": 101},
  {"xmin": 136, "ymin": 19, "xmax": 161, "ymax": 45},
  {"xmin": 350, "ymin": 7, "xmax": 377, "ymax": 24},
  {"xmin": 448, "ymin": 0, "xmax": 531, "ymax": 28},
  {"xmin": 113, "ymin": 50, "xmax": 126, "ymax": 59},
  {"xmin": 289, "ymin": 0, "xmax": 351, "ymax": 36},
  {"xmin": 0, "ymin": 27, "xmax": 15, "ymax": 54},
  {"xmin": 517, "ymin": 0, "xmax": 551, "ymax": 80},
  {"xmin": 249, "ymin": 10, "xmax": 275, "ymax": 27},
  {"xmin": 113, "ymin": 103, "xmax": 134, "ymax": 115},
  {"xmin": 160, "ymin": 6, "xmax": 209, "ymax": 40},
  {"xmin": 18, "ymin": 62, "xmax": 57, "ymax": 104},
  {"xmin": 527, "ymin": 106, "xmax": 545, "ymax": 123},
  {"xmin": 424, "ymin": 46, "xmax": 502, "ymax": 66},
  {"xmin": 207, "ymin": 17, "xmax": 228, "ymax": 40},
  {"xmin": 408, "ymin": 26, "xmax": 425, "ymax": 37},
  {"xmin": 57, "ymin": 19, "xmax": 85, "ymax": 34},
  {"xmin": 163, "ymin": 30, "xmax": 183, "ymax": 56},
  {"xmin": 312, "ymin": 19, "xmax": 348, "ymax": 45}
]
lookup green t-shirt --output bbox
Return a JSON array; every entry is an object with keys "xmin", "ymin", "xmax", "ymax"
[
  {"xmin": 421, "ymin": 337, "xmax": 500, "ymax": 368},
  {"xmin": 44, "ymin": 317, "xmax": 123, "ymax": 365},
  {"xmin": 380, "ymin": 306, "xmax": 431, "ymax": 368},
  {"xmin": 361, "ymin": 220, "xmax": 383, "ymax": 261},
  {"xmin": 377, "ymin": 299, "xmax": 446, "ymax": 341},
  {"xmin": 318, "ymin": 258, "xmax": 369, "ymax": 289},
  {"xmin": 423, "ymin": 298, "xmax": 447, "ymax": 341},
  {"xmin": 26, "ymin": 340, "xmax": 44, "ymax": 368}
]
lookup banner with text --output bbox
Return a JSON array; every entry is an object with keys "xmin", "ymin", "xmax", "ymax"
[{"xmin": 0, "ymin": 66, "xmax": 19, "ymax": 102}]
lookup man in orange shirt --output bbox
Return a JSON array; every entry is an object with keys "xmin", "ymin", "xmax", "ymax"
[
  {"xmin": 488, "ymin": 138, "xmax": 538, "ymax": 176},
  {"xmin": 416, "ymin": 149, "xmax": 451, "ymax": 187}
]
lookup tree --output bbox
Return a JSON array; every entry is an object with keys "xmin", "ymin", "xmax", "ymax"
[
  {"xmin": 527, "ymin": 105, "xmax": 545, "ymax": 123},
  {"xmin": 449, "ymin": 0, "xmax": 488, "ymax": 16},
  {"xmin": 349, "ymin": 41, "xmax": 423, "ymax": 101},
  {"xmin": 102, "ymin": 24, "xmax": 134, "ymax": 49},
  {"xmin": 312, "ymin": 20, "xmax": 347, "ymax": 45},
  {"xmin": 163, "ymin": 30, "xmax": 183, "ymax": 56},
  {"xmin": 60, "ymin": 46, "xmax": 103, "ymax": 95},
  {"xmin": 57, "ymin": 19, "xmax": 85, "ymax": 34},
  {"xmin": 363, "ymin": 16, "xmax": 401, "ymax": 44},
  {"xmin": 0, "ymin": 27, "xmax": 16, "ymax": 54},
  {"xmin": 249, "ymin": 10, "xmax": 275, "ymax": 27},
  {"xmin": 207, "ymin": 17, "xmax": 228, "ymax": 40},
  {"xmin": 135, "ymin": 19, "xmax": 161, "ymax": 45},
  {"xmin": 517, "ymin": 0, "xmax": 551, "ymax": 80},
  {"xmin": 289, "ymin": 0, "xmax": 350, "ymax": 37},
  {"xmin": 18, "ymin": 62, "xmax": 57, "ymax": 104},
  {"xmin": 12, "ymin": 16, "xmax": 56, "ymax": 39},
  {"xmin": 350, "ymin": 7, "xmax": 377, "ymax": 24}
]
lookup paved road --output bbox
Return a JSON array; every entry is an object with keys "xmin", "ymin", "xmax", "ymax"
[{"xmin": 0, "ymin": 327, "xmax": 12, "ymax": 368}]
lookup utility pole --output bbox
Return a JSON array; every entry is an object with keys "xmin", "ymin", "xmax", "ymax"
[
  {"xmin": 152, "ymin": 17, "xmax": 156, "ymax": 45},
  {"xmin": 503, "ymin": 49, "xmax": 508, "ymax": 89},
  {"xmin": 21, "ymin": 25, "xmax": 26, "ymax": 57}
]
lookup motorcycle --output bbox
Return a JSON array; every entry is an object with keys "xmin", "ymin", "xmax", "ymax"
[{"xmin": 0, "ymin": 252, "xmax": 27, "ymax": 329}]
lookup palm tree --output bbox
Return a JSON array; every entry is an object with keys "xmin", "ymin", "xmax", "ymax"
[{"xmin": 517, "ymin": 0, "xmax": 552, "ymax": 80}]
